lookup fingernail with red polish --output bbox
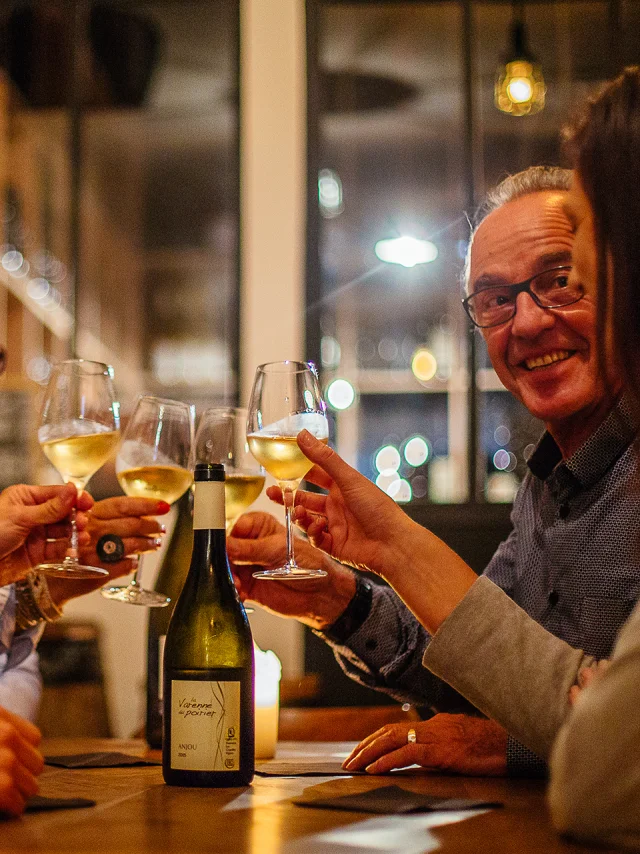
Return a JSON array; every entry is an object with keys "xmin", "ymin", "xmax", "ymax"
[{"xmin": 157, "ymin": 501, "xmax": 170, "ymax": 513}]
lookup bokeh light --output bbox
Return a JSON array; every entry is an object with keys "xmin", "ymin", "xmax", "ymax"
[
  {"xmin": 388, "ymin": 478, "xmax": 412, "ymax": 502},
  {"xmin": 404, "ymin": 436, "xmax": 429, "ymax": 467},
  {"xmin": 411, "ymin": 348, "xmax": 438, "ymax": 382},
  {"xmin": 375, "ymin": 445, "xmax": 401, "ymax": 476},
  {"xmin": 374, "ymin": 236, "xmax": 438, "ymax": 268},
  {"xmin": 326, "ymin": 378, "xmax": 355, "ymax": 411}
]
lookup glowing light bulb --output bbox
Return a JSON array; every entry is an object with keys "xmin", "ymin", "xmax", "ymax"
[{"xmin": 506, "ymin": 76, "xmax": 532, "ymax": 104}]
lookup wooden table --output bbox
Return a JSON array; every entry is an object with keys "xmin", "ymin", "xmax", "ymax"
[{"xmin": 0, "ymin": 738, "xmax": 617, "ymax": 853}]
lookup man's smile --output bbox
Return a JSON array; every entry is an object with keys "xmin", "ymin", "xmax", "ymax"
[{"xmin": 519, "ymin": 349, "xmax": 575, "ymax": 371}]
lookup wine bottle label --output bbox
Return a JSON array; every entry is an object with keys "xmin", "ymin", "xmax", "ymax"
[
  {"xmin": 170, "ymin": 679, "xmax": 241, "ymax": 771},
  {"xmin": 193, "ymin": 481, "xmax": 225, "ymax": 531},
  {"xmin": 158, "ymin": 636, "xmax": 166, "ymax": 702}
]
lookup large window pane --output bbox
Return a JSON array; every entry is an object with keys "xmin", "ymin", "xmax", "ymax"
[
  {"xmin": 311, "ymin": 0, "xmax": 640, "ymax": 507},
  {"xmin": 314, "ymin": 2, "xmax": 468, "ymax": 505}
]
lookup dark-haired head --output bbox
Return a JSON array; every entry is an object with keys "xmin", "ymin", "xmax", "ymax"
[{"xmin": 563, "ymin": 67, "xmax": 640, "ymax": 397}]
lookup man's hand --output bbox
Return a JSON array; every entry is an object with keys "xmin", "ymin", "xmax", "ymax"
[
  {"xmin": 569, "ymin": 659, "xmax": 611, "ymax": 706},
  {"xmin": 0, "ymin": 707, "xmax": 44, "ymax": 818},
  {"xmin": 0, "ymin": 484, "xmax": 93, "ymax": 586},
  {"xmin": 266, "ymin": 431, "xmax": 418, "ymax": 578},
  {"xmin": 342, "ymin": 714, "xmax": 508, "ymax": 776},
  {"xmin": 46, "ymin": 496, "xmax": 170, "ymax": 605},
  {"xmin": 227, "ymin": 512, "xmax": 356, "ymax": 630},
  {"xmin": 268, "ymin": 432, "xmax": 477, "ymax": 635}
]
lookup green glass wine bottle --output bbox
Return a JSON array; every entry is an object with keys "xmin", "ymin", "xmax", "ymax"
[
  {"xmin": 162, "ymin": 462, "xmax": 254, "ymax": 786},
  {"xmin": 146, "ymin": 490, "xmax": 194, "ymax": 749}
]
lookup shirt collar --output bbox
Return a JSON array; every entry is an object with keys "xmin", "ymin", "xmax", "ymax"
[{"xmin": 527, "ymin": 394, "xmax": 639, "ymax": 490}]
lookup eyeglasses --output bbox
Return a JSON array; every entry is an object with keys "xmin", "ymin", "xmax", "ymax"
[{"xmin": 462, "ymin": 266, "xmax": 584, "ymax": 329}]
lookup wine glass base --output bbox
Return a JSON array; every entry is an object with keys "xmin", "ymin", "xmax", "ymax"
[
  {"xmin": 38, "ymin": 562, "xmax": 109, "ymax": 579},
  {"xmin": 100, "ymin": 585, "xmax": 170, "ymax": 607},
  {"xmin": 252, "ymin": 567, "xmax": 328, "ymax": 580}
]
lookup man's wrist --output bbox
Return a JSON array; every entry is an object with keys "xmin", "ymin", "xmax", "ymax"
[{"xmin": 319, "ymin": 572, "xmax": 373, "ymax": 642}]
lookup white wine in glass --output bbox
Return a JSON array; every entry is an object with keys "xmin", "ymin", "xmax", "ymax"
[
  {"xmin": 117, "ymin": 464, "xmax": 194, "ymax": 506},
  {"xmin": 38, "ymin": 359, "xmax": 120, "ymax": 579},
  {"xmin": 247, "ymin": 361, "xmax": 329, "ymax": 580},
  {"xmin": 195, "ymin": 407, "xmax": 265, "ymax": 533},
  {"xmin": 101, "ymin": 396, "xmax": 194, "ymax": 607}
]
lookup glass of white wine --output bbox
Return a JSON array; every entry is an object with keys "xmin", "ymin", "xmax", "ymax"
[
  {"xmin": 195, "ymin": 407, "xmax": 265, "ymax": 533},
  {"xmin": 101, "ymin": 395, "xmax": 194, "ymax": 607},
  {"xmin": 247, "ymin": 361, "xmax": 329, "ymax": 580},
  {"xmin": 38, "ymin": 359, "xmax": 120, "ymax": 578}
]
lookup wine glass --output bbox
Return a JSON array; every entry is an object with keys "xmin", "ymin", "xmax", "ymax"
[
  {"xmin": 38, "ymin": 359, "xmax": 120, "ymax": 579},
  {"xmin": 195, "ymin": 407, "xmax": 265, "ymax": 533},
  {"xmin": 247, "ymin": 360, "xmax": 329, "ymax": 580},
  {"xmin": 101, "ymin": 395, "xmax": 194, "ymax": 607}
]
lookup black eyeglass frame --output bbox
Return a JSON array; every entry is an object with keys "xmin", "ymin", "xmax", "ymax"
[{"xmin": 462, "ymin": 265, "xmax": 583, "ymax": 329}]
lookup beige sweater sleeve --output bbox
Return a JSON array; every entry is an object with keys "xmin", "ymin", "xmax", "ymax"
[
  {"xmin": 422, "ymin": 576, "xmax": 592, "ymax": 760},
  {"xmin": 548, "ymin": 602, "xmax": 640, "ymax": 849}
]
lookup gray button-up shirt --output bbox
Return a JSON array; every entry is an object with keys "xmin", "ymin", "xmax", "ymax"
[{"xmin": 320, "ymin": 396, "xmax": 640, "ymax": 775}]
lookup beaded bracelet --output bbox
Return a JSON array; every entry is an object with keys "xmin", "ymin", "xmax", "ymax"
[{"xmin": 15, "ymin": 571, "xmax": 63, "ymax": 630}]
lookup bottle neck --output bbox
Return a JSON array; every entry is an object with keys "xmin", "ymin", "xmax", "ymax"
[{"xmin": 190, "ymin": 479, "xmax": 235, "ymax": 593}]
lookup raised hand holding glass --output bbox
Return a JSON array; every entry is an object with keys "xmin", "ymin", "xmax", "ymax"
[
  {"xmin": 246, "ymin": 361, "xmax": 329, "ymax": 580},
  {"xmin": 101, "ymin": 396, "xmax": 194, "ymax": 607},
  {"xmin": 38, "ymin": 359, "xmax": 120, "ymax": 578}
]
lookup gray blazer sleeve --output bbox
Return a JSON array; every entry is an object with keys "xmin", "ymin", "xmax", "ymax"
[
  {"xmin": 423, "ymin": 576, "xmax": 592, "ymax": 760},
  {"xmin": 548, "ymin": 602, "xmax": 640, "ymax": 849}
]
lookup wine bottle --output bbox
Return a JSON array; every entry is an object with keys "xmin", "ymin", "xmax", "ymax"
[
  {"xmin": 162, "ymin": 462, "xmax": 254, "ymax": 787},
  {"xmin": 146, "ymin": 490, "xmax": 194, "ymax": 749}
]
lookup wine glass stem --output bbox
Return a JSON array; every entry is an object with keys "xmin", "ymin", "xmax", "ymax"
[
  {"xmin": 67, "ymin": 507, "xmax": 80, "ymax": 561},
  {"xmin": 130, "ymin": 556, "xmax": 144, "ymax": 589},
  {"xmin": 282, "ymin": 483, "xmax": 297, "ymax": 569}
]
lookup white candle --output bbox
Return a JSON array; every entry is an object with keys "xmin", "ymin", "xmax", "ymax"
[{"xmin": 254, "ymin": 645, "xmax": 281, "ymax": 759}]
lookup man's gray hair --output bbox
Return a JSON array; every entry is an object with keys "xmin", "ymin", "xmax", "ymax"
[{"xmin": 463, "ymin": 165, "xmax": 572, "ymax": 293}]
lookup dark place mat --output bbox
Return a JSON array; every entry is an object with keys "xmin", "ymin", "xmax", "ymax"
[
  {"xmin": 26, "ymin": 795, "xmax": 96, "ymax": 812},
  {"xmin": 293, "ymin": 784, "xmax": 503, "ymax": 814},
  {"xmin": 45, "ymin": 752, "xmax": 161, "ymax": 769},
  {"xmin": 255, "ymin": 760, "xmax": 364, "ymax": 777}
]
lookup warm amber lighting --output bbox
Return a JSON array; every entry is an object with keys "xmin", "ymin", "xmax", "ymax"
[
  {"xmin": 495, "ymin": 59, "xmax": 546, "ymax": 116},
  {"xmin": 495, "ymin": 8, "xmax": 546, "ymax": 117}
]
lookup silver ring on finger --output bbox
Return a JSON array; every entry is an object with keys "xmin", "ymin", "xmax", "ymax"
[{"xmin": 407, "ymin": 728, "xmax": 417, "ymax": 744}]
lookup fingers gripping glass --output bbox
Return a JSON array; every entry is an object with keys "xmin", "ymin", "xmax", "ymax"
[
  {"xmin": 101, "ymin": 396, "xmax": 194, "ymax": 607},
  {"xmin": 462, "ymin": 266, "xmax": 583, "ymax": 328},
  {"xmin": 38, "ymin": 359, "xmax": 120, "ymax": 579},
  {"xmin": 247, "ymin": 360, "xmax": 329, "ymax": 580}
]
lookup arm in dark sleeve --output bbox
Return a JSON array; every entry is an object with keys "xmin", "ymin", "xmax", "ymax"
[{"xmin": 316, "ymin": 581, "xmax": 479, "ymax": 713}]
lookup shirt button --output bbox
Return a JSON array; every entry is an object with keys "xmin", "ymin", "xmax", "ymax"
[
  {"xmin": 548, "ymin": 590, "xmax": 559, "ymax": 607},
  {"xmin": 559, "ymin": 503, "xmax": 570, "ymax": 519}
]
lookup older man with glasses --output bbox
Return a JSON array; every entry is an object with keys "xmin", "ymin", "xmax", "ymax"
[{"xmin": 227, "ymin": 165, "xmax": 639, "ymax": 777}]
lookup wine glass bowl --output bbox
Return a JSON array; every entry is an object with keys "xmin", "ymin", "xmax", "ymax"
[
  {"xmin": 195, "ymin": 407, "xmax": 265, "ymax": 533},
  {"xmin": 246, "ymin": 361, "xmax": 329, "ymax": 580},
  {"xmin": 101, "ymin": 395, "xmax": 194, "ymax": 607},
  {"xmin": 37, "ymin": 359, "xmax": 120, "ymax": 578}
]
